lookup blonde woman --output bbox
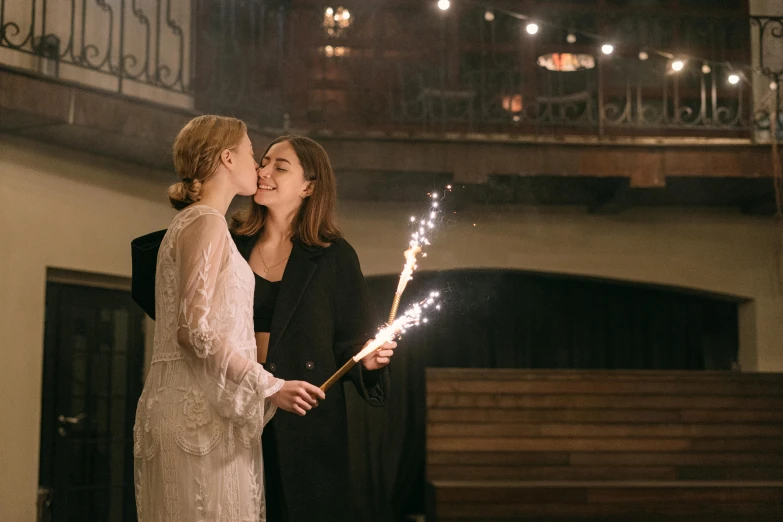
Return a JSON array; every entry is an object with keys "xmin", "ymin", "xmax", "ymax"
[{"xmin": 133, "ymin": 115, "xmax": 324, "ymax": 522}]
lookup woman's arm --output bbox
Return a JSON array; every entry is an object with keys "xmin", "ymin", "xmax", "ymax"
[{"xmin": 176, "ymin": 213, "xmax": 284, "ymax": 424}]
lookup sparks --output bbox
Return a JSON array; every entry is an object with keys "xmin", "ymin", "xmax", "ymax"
[
  {"xmin": 391, "ymin": 186, "xmax": 450, "ymax": 323},
  {"xmin": 353, "ymin": 294, "xmax": 443, "ymax": 362}
]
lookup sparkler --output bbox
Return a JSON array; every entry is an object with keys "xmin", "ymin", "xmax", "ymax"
[
  {"xmin": 319, "ymin": 186, "xmax": 452, "ymax": 393},
  {"xmin": 388, "ymin": 186, "xmax": 452, "ymax": 323},
  {"xmin": 319, "ymin": 292, "xmax": 442, "ymax": 392}
]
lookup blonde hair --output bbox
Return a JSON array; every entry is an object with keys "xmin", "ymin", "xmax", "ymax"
[
  {"xmin": 167, "ymin": 115, "xmax": 247, "ymax": 210},
  {"xmin": 231, "ymin": 135, "xmax": 342, "ymax": 247}
]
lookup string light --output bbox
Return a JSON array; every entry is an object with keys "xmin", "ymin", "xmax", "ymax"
[
  {"xmin": 436, "ymin": 1, "xmax": 776, "ymax": 91},
  {"xmin": 771, "ymin": 81, "xmax": 779, "ymax": 91}
]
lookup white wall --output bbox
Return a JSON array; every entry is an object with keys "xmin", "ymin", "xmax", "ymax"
[{"xmin": 2, "ymin": 135, "xmax": 782, "ymax": 519}]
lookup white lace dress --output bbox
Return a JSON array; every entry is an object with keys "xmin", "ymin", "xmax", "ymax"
[{"xmin": 133, "ymin": 205, "xmax": 283, "ymax": 522}]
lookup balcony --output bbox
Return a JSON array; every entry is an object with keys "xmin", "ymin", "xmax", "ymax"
[
  {"xmin": 2, "ymin": 1, "xmax": 780, "ymax": 138},
  {"xmin": 0, "ymin": 1, "xmax": 780, "ymax": 212}
]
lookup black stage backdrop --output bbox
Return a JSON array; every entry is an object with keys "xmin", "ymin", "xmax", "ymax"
[{"xmin": 345, "ymin": 269, "xmax": 740, "ymax": 521}]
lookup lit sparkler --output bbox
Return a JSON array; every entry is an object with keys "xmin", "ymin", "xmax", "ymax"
[
  {"xmin": 320, "ymin": 292, "xmax": 442, "ymax": 391},
  {"xmin": 388, "ymin": 187, "xmax": 452, "ymax": 323}
]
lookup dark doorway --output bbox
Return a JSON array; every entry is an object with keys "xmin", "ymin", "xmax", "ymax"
[{"xmin": 39, "ymin": 282, "xmax": 145, "ymax": 522}]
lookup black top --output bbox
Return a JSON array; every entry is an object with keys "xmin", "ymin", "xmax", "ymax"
[{"xmin": 253, "ymin": 273, "xmax": 281, "ymax": 333}]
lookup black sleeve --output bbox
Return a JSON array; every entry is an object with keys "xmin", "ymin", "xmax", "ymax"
[
  {"xmin": 130, "ymin": 229, "xmax": 167, "ymax": 320},
  {"xmin": 332, "ymin": 240, "xmax": 389, "ymax": 406}
]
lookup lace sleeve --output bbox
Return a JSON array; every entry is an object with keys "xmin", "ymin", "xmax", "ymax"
[{"xmin": 175, "ymin": 212, "xmax": 283, "ymax": 424}]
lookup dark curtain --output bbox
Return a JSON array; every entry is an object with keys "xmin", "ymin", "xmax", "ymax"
[{"xmin": 346, "ymin": 269, "xmax": 740, "ymax": 521}]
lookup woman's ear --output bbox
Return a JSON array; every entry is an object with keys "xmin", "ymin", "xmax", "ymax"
[
  {"xmin": 220, "ymin": 149, "xmax": 233, "ymax": 170},
  {"xmin": 302, "ymin": 181, "xmax": 315, "ymax": 198}
]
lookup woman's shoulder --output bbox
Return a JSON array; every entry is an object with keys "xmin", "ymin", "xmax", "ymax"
[
  {"xmin": 172, "ymin": 205, "xmax": 227, "ymax": 232},
  {"xmin": 318, "ymin": 237, "xmax": 358, "ymax": 261}
]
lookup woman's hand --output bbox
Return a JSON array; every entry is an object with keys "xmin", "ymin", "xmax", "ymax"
[
  {"xmin": 361, "ymin": 340, "xmax": 397, "ymax": 371},
  {"xmin": 269, "ymin": 381, "xmax": 325, "ymax": 416}
]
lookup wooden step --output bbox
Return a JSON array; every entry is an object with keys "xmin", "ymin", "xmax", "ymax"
[
  {"xmin": 428, "ymin": 481, "xmax": 783, "ymax": 521},
  {"xmin": 428, "ymin": 451, "xmax": 783, "ymax": 467},
  {"xmin": 427, "ymin": 379, "xmax": 783, "ymax": 396},
  {"xmin": 427, "ymin": 369, "xmax": 783, "ymax": 384},
  {"xmin": 428, "ymin": 408, "xmax": 783, "ymax": 424},
  {"xmin": 426, "ymin": 370, "xmax": 783, "ymax": 520},
  {"xmin": 427, "ymin": 393, "xmax": 783, "ymax": 410},
  {"xmin": 427, "ymin": 422, "xmax": 783, "ymax": 438},
  {"xmin": 428, "ymin": 464, "xmax": 783, "ymax": 481}
]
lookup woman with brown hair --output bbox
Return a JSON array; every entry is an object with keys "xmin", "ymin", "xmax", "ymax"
[
  {"xmin": 231, "ymin": 135, "xmax": 395, "ymax": 522},
  {"xmin": 133, "ymin": 117, "xmax": 324, "ymax": 522}
]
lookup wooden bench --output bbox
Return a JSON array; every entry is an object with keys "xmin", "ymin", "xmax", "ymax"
[{"xmin": 426, "ymin": 369, "xmax": 783, "ymax": 521}]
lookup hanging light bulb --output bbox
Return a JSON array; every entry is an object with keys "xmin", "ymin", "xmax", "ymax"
[
  {"xmin": 526, "ymin": 23, "xmax": 539, "ymax": 35},
  {"xmin": 566, "ymin": 33, "xmax": 577, "ymax": 44},
  {"xmin": 437, "ymin": 0, "xmax": 450, "ymax": 10},
  {"xmin": 771, "ymin": 81, "xmax": 779, "ymax": 91},
  {"xmin": 728, "ymin": 73, "xmax": 740, "ymax": 85},
  {"xmin": 601, "ymin": 43, "xmax": 614, "ymax": 55},
  {"xmin": 701, "ymin": 63, "xmax": 711, "ymax": 74},
  {"xmin": 671, "ymin": 59, "xmax": 685, "ymax": 72},
  {"xmin": 638, "ymin": 51, "xmax": 649, "ymax": 61},
  {"xmin": 484, "ymin": 10, "xmax": 495, "ymax": 22}
]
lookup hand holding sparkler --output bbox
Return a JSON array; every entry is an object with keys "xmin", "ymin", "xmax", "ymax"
[
  {"xmin": 320, "ymin": 292, "xmax": 442, "ymax": 392},
  {"xmin": 360, "ymin": 339, "xmax": 397, "ymax": 371}
]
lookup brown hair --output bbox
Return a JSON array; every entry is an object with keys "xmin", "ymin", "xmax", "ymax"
[
  {"xmin": 231, "ymin": 135, "xmax": 342, "ymax": 247},
  {"xmin": 167, "ymin": 115, "xmax": 247, "ymax": 210}
]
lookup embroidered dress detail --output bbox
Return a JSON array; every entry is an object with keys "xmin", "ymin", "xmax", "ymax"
[{"xmin": 133, "ymin": 205, "xmax": 283, "ymax": 522}]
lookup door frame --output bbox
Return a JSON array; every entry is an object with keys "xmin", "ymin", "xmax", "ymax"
[{"xmin": 39, "ymin": 267, "xmax": 149, "ymax": 522}]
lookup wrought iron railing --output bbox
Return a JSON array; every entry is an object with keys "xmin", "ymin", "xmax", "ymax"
[
  {"xmin": 281, "ymin": 4, "xmax": 767, "ymax": 136},
  {"xmin": 0, "ymin": 0, "xmax": 190, "ymax": 95},
  {"xmin": 2, "ymin": 1, "xmax": 781, "ymax": 138}
]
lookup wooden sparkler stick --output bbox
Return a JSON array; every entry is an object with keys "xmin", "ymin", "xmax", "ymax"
[
  {"xmin": 319, "ymin": 335, "xmax": 391, "ymax": 391},
  {"xmin": 320, "ymin": 359, "xmax": 355, "ymax": 392}
]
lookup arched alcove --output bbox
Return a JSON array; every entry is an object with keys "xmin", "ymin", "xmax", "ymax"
[{"xmin": 366, "ymin": 268, "xmax": 742, "ymax": 371}]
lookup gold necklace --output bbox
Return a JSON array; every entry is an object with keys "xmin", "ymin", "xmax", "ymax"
[{"xmin": 257, "ymin": 243, "xmax": 291, "ymax": 274}]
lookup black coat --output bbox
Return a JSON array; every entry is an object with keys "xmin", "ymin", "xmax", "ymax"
[
  {"xmin": 131, "ymin": 230, "xmax": 390, "ymax": 522},
  {"xmin": 235, "ymin": 234, "xmax": 389, "ymax": 521}
]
